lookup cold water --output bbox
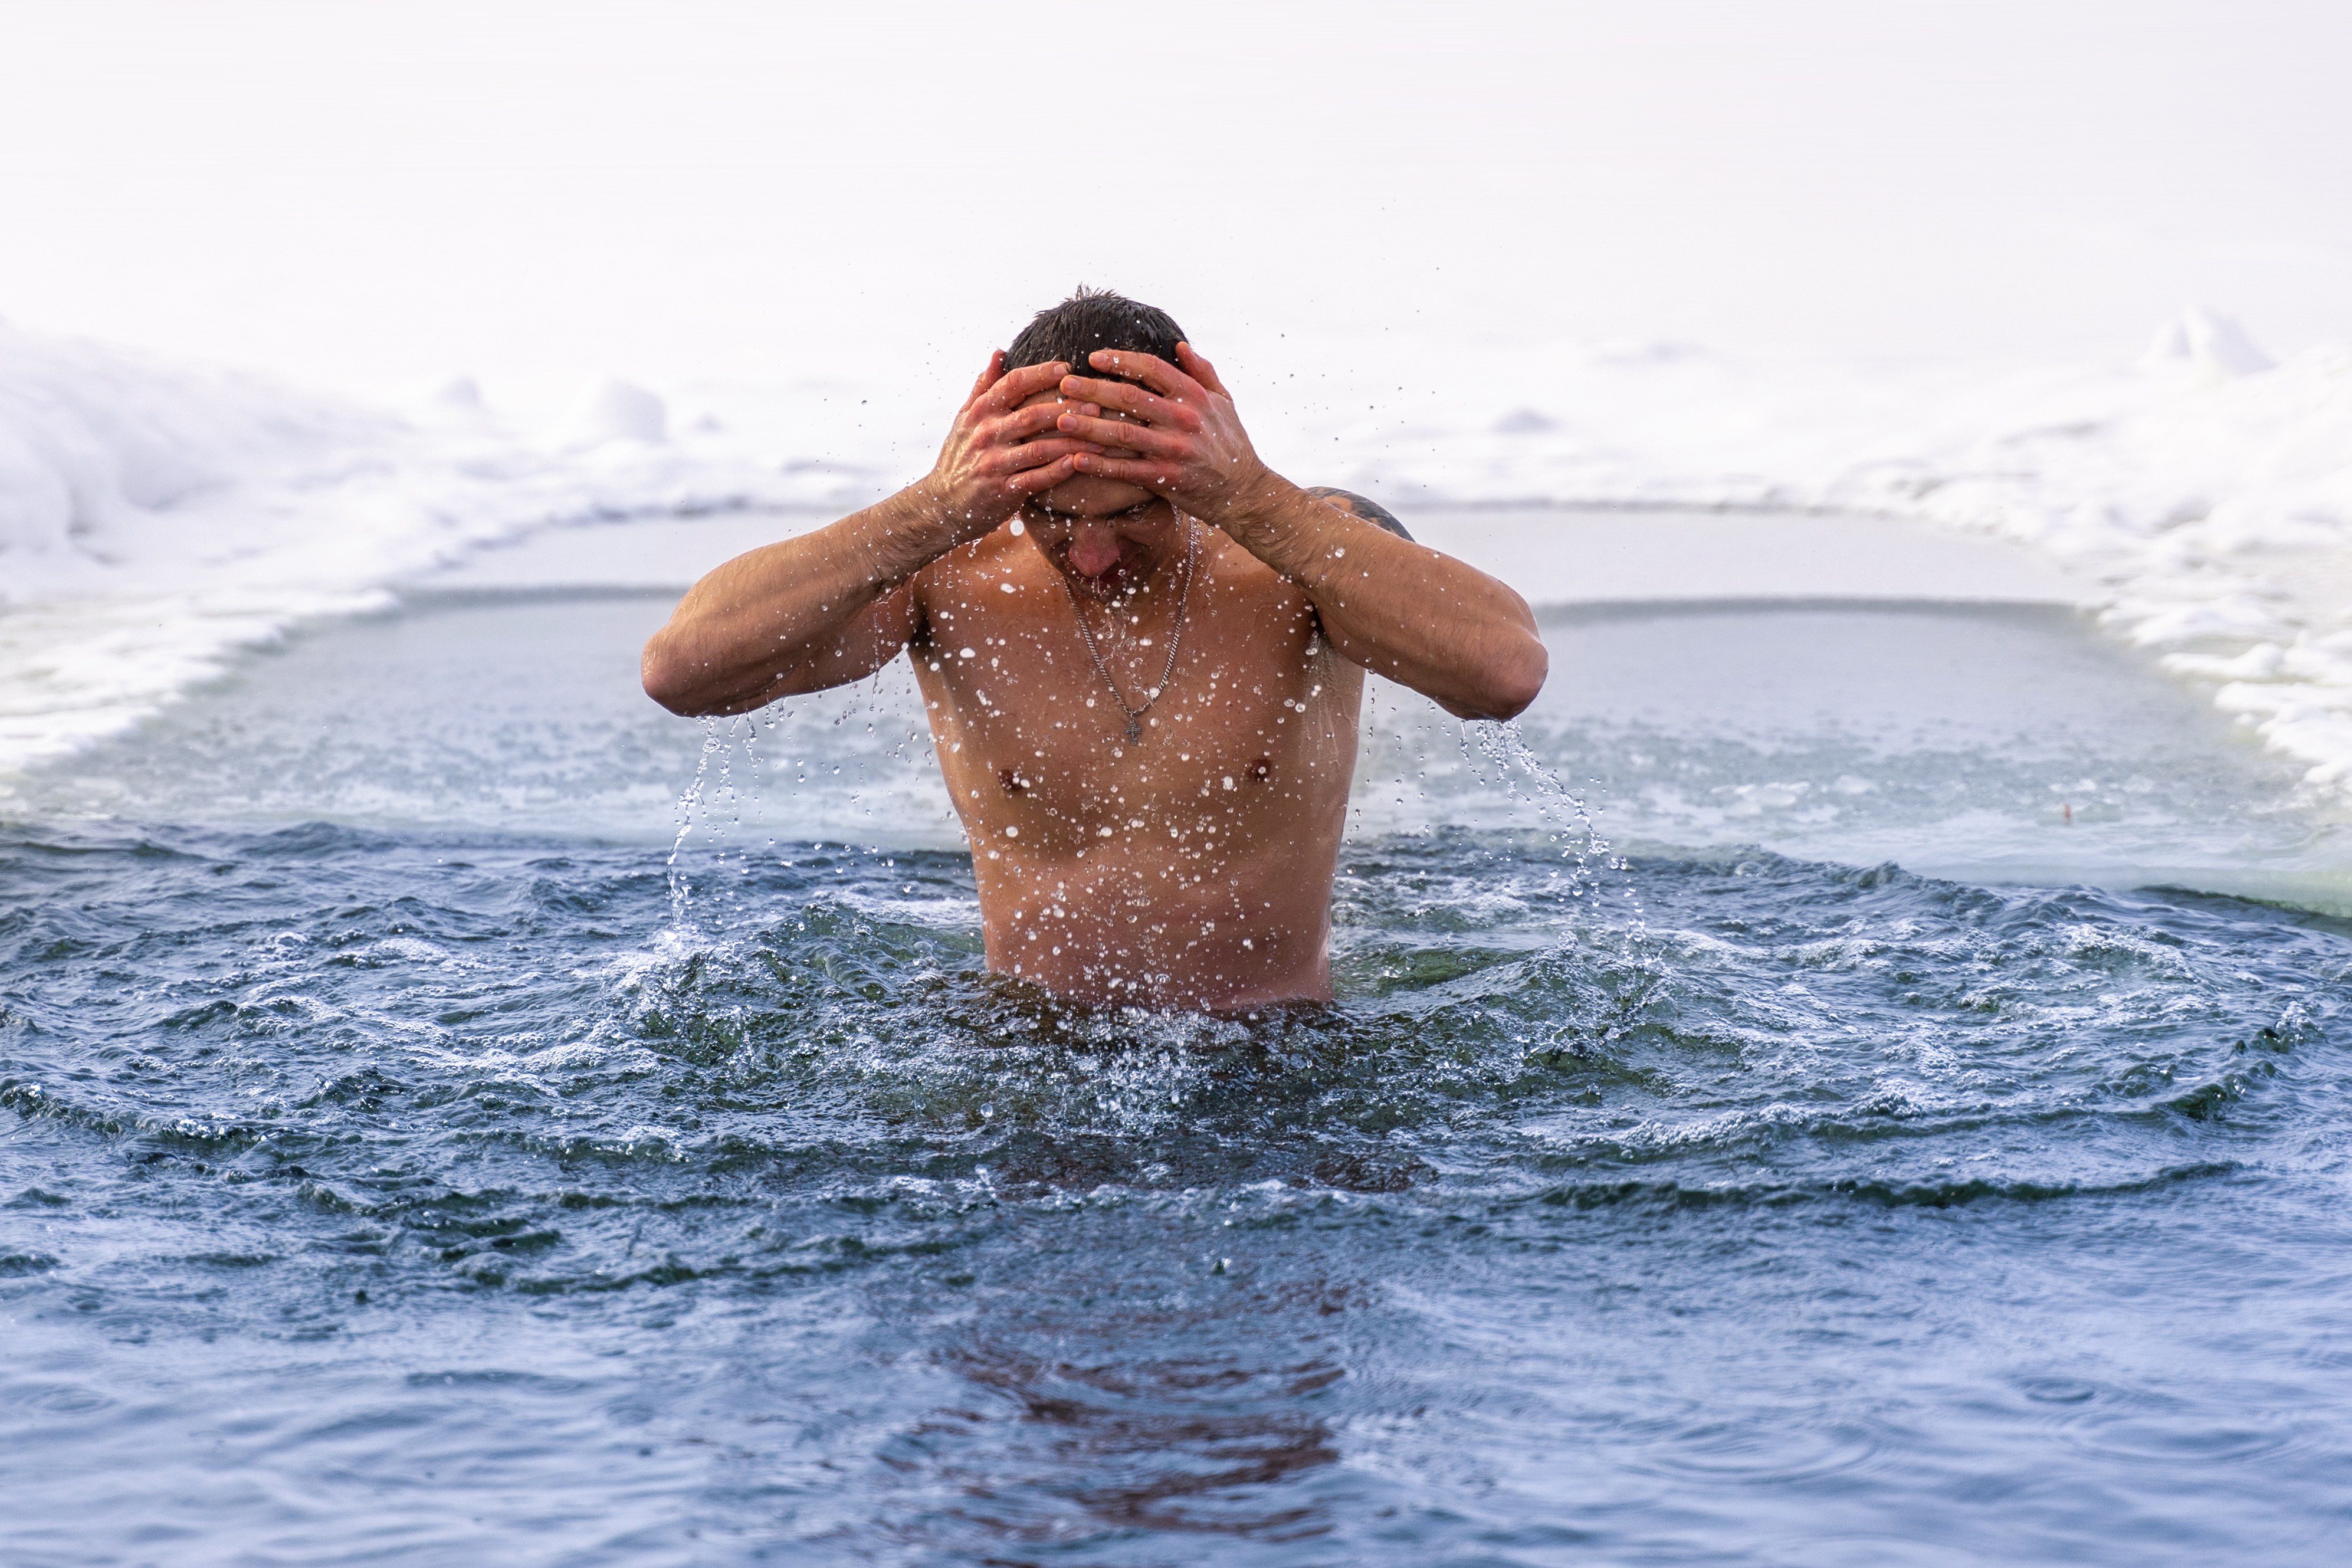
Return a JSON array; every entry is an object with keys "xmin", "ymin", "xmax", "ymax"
[{"xmin": 5, "ymin": 560, "xmax": 2351, "ymax": 1564}]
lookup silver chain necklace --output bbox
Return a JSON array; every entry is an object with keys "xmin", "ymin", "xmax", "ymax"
[{"xmin": 1055, "ymin": 517, "xmax": 1198, "ymax": 746}]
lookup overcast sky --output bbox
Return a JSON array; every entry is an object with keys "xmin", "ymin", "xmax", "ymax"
[{"xmin": 4, "ymin": 1, "xmax": 2346, "ymax": 408}]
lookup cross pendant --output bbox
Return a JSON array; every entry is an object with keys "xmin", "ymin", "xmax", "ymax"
[{"xmin": 1124, "ymin": 717, "xmax": 1142, "ymax": 746}]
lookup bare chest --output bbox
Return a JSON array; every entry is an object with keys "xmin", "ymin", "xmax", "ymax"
[{"xmin": 910, "ymin": 560, "xmax": 1360, "ymax": 856}]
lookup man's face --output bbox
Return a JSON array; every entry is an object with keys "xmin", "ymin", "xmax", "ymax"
[{"xmin": 1012, "ymin": 382, "xmax": 1179, "ymax": 596}]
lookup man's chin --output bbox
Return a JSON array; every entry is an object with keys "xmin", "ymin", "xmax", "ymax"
[{"xmin": 1064, "ymin": 556, "xmax": 1131, "ymax": 595}]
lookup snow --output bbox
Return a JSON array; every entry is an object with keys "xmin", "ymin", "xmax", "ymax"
[
  {"xmin": 0, "ymin": 322, "xmax": 877, "ymax": 772},
  {"xmin": 1282, "ymin": 309, "xmax": 2352, "ymax": 790},
  {"xmin": 569, "ymin": 380, "xmax": 668, "ymax": 447},
  {"xmin": 2140, "ymin": 307, "xmax": 2276, "ymax": 380},
  {"xmin": 2, "ymin": 309, "xmax": 2350, "ymax": 795}
]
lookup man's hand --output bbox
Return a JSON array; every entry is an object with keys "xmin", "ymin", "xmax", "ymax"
[
  {"xmin": 1054, "ymin": 345, "xmax": 1280, "ymax": 524},
  {"xmin": 920, "ymin": 352, "xmax": 1103, "ymax": 540},
  {"xmin": 643, "ymin": 351, "xmax": 1099, "ymax": 716},
  {"xmin": 1058, "ymin": 342, "xmax": 1546, "ymax": 722}
]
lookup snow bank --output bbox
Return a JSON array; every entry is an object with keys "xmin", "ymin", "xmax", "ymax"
[
  {"xmin": 1301, "ymin": 308, "xmax": 2352, "ymax": 794},
  {"xmin": 1831, "ymin": 317, "xmax": 2352, "ymax": 789},
  {"xmin": 0, "ymin": 323, "xmax": 383, "ymax": 568},
  {"xmin": 4, "ymin": 309, "xmax": 2350, "ymax": 796},
  {"xmin": 0, "ymin": 321, "xmax": 885, "ymax": 773}
]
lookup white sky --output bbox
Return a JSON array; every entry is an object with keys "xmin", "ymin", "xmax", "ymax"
[{"xmin": 3, "ymin": 0, "xmax": 2347, "ymax": 411}]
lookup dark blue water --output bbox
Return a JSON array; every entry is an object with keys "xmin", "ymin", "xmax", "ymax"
[{"xmin": 6, "ymin": 586, "xmax": 2352, "ymax": 1564}]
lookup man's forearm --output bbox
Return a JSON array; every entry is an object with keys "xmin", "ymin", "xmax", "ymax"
[
  {"xmin": 1219, "ymin": 475, "xmax": 1548, "ymax": 720},
  {"xmin": 640, "ymin": 483, "xmax": 958, "ymax": 715}
]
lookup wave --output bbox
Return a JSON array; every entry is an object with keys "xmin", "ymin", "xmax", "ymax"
[{"xmin": 3, "ymin": 309, "xmax": 2349, "ymax": 793}]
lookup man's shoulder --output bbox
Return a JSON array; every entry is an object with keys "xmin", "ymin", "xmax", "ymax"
[
  {"xmin": 1303, "ymin": 487, "xmax": 1413, "ymax": 542},
  {"xmin": 906, "ymin": 526, "xmax": 1022, "ymax": 615},
  {"xmin": 898, "ymin": 526, "xmax": 1011, "ymax": 644},
  {"xmin": 1197, "ymin": 529, "xmax": 1324, "ymax": 635},
  {"xmin": 917, "ymin": 525, "xmax": 1025, "ymax": 579}
]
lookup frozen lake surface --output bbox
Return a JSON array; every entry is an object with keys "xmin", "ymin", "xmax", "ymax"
[{"xmin": 5, "ymin": 509, "xmax": 2350, "ymax": 1564}]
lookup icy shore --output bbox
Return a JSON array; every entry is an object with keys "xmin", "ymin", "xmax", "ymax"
[
  {"xmin": 3, "ymin": 310, "xmax": 2347, "ymax": 789},
  {"xmin": 0, "ymin": 324, "xmax": 867, "ymax": 769}
]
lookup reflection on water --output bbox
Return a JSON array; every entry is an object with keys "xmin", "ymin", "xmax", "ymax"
[
  {"xmin": 4, "ymin": 585, "xmax": 2352, "ymax": 1563},
  {"xmin": 926, "ymin": 1316, "xmax": 1347, "ymax": 1543}
]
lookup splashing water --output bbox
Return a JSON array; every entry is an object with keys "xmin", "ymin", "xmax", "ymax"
[{"xmin": 5, "ymin": 583, "xmax": 2352, "ymax": 1563}]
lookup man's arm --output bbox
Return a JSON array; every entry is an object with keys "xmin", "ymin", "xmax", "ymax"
[
  {"xmin": 1055, "ymin": 349, "xmax": 1547, "ymax": 721},
  {"xmin": 639, "ymin": 493, "xmax": 931, "ymax": 716},
  {"xmin": 641, "ymin": 355, "xmax": 1088, "ymax": 716}
]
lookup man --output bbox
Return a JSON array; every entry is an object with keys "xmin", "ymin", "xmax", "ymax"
[{"xmin": 642, "ymin": 290, "xmax": 1546, "ymax": 1011}]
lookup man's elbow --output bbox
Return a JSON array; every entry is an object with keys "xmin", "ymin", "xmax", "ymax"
[
  {"xmin": 640, "ymin": 632, "xmax": 710, "ymax": 716},
  {"xmin": 1472, "ymin": 633, "xmax": 1548, "ymax": 721}
]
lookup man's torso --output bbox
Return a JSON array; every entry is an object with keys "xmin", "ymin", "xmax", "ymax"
[{"xmin": 908, "ymin": 524, "xmax": 1364, "ymax": 1008}]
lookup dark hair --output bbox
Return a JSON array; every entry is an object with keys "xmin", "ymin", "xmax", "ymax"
[{"xmin": 1005, "ymin": 286, "xmax": 1186, "ymax": 382}]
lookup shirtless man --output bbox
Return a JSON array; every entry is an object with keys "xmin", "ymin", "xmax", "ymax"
[{"xmin": 642, "ymin": 291, "xmax": 1546, "ymax": 1011}]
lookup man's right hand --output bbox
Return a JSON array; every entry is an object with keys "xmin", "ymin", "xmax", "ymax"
[
  {"xmin": 916, "ymin": 353, "xmax": 1098, "ymax": 542},
  {"xmin": 642, "ymin": 352, "xmax": 1100, "ymax": 717}
]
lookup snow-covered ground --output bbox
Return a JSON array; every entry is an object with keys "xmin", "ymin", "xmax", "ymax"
[
  {"xmin": 0, "ymin": 323, "xmax": 864, "ymax": 766},
  {"xmin": 5, "ymin": 308, "xmax": 2349, "ymax": 792}
]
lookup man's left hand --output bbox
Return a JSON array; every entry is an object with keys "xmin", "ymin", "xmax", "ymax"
[{"xmin": 1054, "ymin": 346, "xmax": 1280, "ymax": 524}]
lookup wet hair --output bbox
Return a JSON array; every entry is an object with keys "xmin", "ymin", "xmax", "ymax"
[{"xmin": 1005, "ymin": 286, "xmax": 1187, "ymax": 383}]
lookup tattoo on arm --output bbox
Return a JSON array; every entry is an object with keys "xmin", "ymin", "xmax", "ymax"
[{"xmin": 1305, "ymin": 486, "xmax": 1413, "ymax": 542}]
